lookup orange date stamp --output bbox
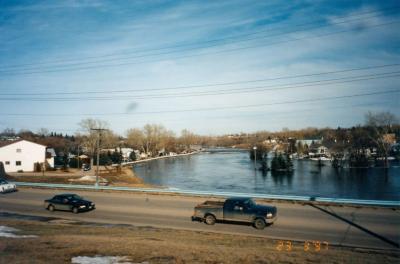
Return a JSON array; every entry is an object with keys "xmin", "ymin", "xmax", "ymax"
[{"xmin": 276, "ymin": 240, "xmax": 329, "ymax": 252}]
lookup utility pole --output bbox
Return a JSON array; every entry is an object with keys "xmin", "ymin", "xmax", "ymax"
[
  {"xmin": 90, "ymin": 128, "xmax": 108, "ymax": 188},
  {"xmin": 77, "ymin": 145, "xmax": 80, "ymax": 170},
  {"xmin": 43, "ymin": 150, "xmax": 46, "ymax": 177},
  {"xmin": 253, "ymin": 146, "xmax": 257, "ymax": 170}
]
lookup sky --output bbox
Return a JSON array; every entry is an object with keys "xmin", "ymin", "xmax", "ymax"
[{"xmin": 0, "ymin": 0, "xmax": 399, "ymax": 136}]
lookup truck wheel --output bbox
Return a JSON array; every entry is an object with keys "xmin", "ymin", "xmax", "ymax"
[
  {"xmin": 204, "ymin": 214, "xmax": 216, "ymax": 225},
  {"xmin": 48, "ymin": 205, "xmax": 55, "ymax": 212},
  {"xmin": 72, "ymin": 207, "xmax": 79, "ymax": 214},
  {"xmin": 254, "ymin": 218, "xmax": 266, "ymax": 230}
]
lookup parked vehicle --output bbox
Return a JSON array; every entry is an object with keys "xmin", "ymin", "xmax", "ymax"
[
  {"xmin": 192, "ymin": 197, "xmax": 277, "ymax": 230},
  {"xmin": 82, "ymin": 163, "xmax": 91, "ymax": 171},
  {"xmin": 0, "ymin": 179, "xmax": 17, "ymax": 193},
  {"xmin": 44, "ymin": 193, "xmax": 95, "ymax": 214}
]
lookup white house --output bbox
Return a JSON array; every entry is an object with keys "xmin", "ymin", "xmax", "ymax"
[
  {"xmin": 0, "ymin": 139, "xmax": 46, "ymax": 172},
  {"xmin": 46, "ymin": 148, "xmax": 56, "ymax": 168},
  {"xmin": 296, "ymin": 139, "xmax": 323, "ymax": 147},
  {"xmin": 119, "ymin": 147, "xmax": 134, "ymax": 161}
]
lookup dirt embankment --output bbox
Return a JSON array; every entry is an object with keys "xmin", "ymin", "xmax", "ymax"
[
  {"xmin": 5, "ymin": 166, "xmax": 147, "ymax": 187},
  {"xmin": 0, "ymin": 219, "xmax": 398, "ymax": 264}
]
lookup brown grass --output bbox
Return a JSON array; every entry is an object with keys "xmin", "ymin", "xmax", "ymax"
[
  {"xmin": 0, "ymin": 219, "xmax": 398, "ymax": 264},
  {"xmin": 5, "ymin": 166, "xmax": 146, "ymax": 187}
]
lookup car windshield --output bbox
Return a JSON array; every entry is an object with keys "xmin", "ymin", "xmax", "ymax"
[{"xmin": 244, "ymin": 199, "xmax": 255, "ymax": 207}]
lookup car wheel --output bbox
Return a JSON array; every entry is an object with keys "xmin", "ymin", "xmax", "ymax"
[
  {"xmin": 204, "ymin": 214, "xmax": 216, "ymax": 225},
  {"xmin": 72, "ymin": 207, "xmax": 79, "ymax": 214},
  {"xmin": 254, "ymin": 218, "xmax": 266, "ymax": 230},
  {"xmin": 48, "ymin": 205, "xmax": 55, "ymax": 212}
]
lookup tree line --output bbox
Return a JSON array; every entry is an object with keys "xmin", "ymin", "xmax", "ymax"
[{"xmin": 1, "ymin": 111, "xmax": 398, "ymax": 168}]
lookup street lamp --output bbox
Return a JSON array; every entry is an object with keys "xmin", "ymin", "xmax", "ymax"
[{"xmin": 253, "ymin": 146, "xmax": 257, "ymax": 170}]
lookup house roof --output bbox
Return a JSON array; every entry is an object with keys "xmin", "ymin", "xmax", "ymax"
[
  {"xmin": 0, "ymin": 139, "xmax": 46, "ymax": 148},
  {"xmin": 46, "ymin": 148, "xmax": 57, "ymax": 157},
  {"xmin": 0, "ymin": 139, "xmax": 24, "ymax": 148}
]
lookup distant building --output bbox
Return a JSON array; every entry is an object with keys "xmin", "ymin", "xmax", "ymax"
[
  {"xmin": 0, "ymin": 139, "xmax": 46, "ymax": 172},
  {"xmin": 263, "ymin": 139, "xmax": 277, "ymax": 144},
  {"xmin": 158, "ymin": 148, "xmax": 166, "ymax": 156},
  {"xmin": 117, "ymin": 147, "xmax": 134, "ymax": 161},
  {"xmin": 46, "ymin": 148, "xmax": 57, "ymax": 168},
  {"xmin": 296, "ymin": 139, "xmax": 323, "ymax": 147},
  {"xmin": 101, "ymin": 147, "xmax": 134, "ymax": 161},
  {"xmin": 190, "ymin": 145, "xmax": 203, "ymax": 151},
  {"xmin": 308, "ymin": 144, "xmax": 330, "ymax": 158}
]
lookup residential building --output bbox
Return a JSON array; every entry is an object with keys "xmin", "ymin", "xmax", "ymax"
[
  {"xmin": 46, "ymin": 148, "xmax": 56, "ymax": 168},
  {"xmin": 296, "ymin": 139, "xmax": 323, "ymax": 147},
  {"xmin": 309, "ymin": 144, "xmax": 330, "ymax": 158},
  {"xmin": 0, "ymin": 139, "xmax": 46, "ymax": 172}
]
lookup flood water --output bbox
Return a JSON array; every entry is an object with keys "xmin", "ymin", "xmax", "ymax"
[{"xmin": 133, "ymin": 151, "xmax": 400, "ymax": 200}]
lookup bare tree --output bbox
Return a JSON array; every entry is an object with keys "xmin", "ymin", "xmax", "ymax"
[
  {"xmin": 180, "ymin": 129, "xmax": 196, "ymax": 149},
  {"xmin": 0, "ymin": 128, "xmax": 16, "ymax": 137},
  {"xmin": 142, "ymin": 124, "xmax": 168, "ymax": 156},
  {"xmin": 365, "ymin": 111, "xmax": 398, "ymax": 167},
  {"xmin": 127, "ymin": 125, "xmax": 176, "ymax": 157},
  {"xmin": 76, "ymin": 118, "xmax": 110, "ymax": 167},
  {"xmin": 126, "ymin": 128, "xmax": 146, "ymax": 152},
  {"xmin": 37, "ymin": 128, "xmax": 49, "ymax": 137}
]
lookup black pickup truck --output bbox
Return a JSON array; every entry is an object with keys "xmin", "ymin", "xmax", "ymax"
[{"xmin": 191, "ymin": 197, "xmax": 277, "ymax": 230}]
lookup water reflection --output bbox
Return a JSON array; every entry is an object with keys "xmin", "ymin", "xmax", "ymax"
[
  {"xmin": 133, "ymin": 152, "xmax": 400, "ymax": 200},
  {"xmin": 270, "ymin": 170, "xmax": 293, "ymax": 186}
]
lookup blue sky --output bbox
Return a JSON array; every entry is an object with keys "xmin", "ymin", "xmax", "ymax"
[{"xmin": 0, "ymin": 0, "xmax": 399, "ymax": 136}]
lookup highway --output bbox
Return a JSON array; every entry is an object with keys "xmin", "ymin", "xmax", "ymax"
[{"xmin": 0, "ymin": 188, "xmax": 399, "ymax": 250}]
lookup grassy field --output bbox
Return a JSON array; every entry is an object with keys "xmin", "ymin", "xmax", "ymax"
[{"xmin": 0, "ymin": 219, "xmax": 398, "ymax": 264}]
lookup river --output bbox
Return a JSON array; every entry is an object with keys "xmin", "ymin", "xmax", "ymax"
[{"xmin": 133, "ymin": 151, "xmax": 400, "ymax": 200}]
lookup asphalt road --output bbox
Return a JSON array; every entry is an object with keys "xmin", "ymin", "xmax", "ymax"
[{"xmin": 1, "ymin": 188, "xmax": 399, "ymax": 250}]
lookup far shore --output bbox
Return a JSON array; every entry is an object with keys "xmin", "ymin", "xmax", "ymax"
[{"xmin": 118, "ymin": 150, "xmax": 200, "ymax": 166}]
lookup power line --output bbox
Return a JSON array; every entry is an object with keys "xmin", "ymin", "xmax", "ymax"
[
  {"xmin": 2, "ymin": 63, "xmax": 398, "ymax": 96},
  {"xmin": 1, "ymin": 71, "xmax": 399, "ymax": 101},
  {"xmin": 149, "ymin": 99, "xmax": 399, "ymax": 123},
  {"xmin": 2, "ymin": 11, "xmax": 391, "ymax": 71},
  {"xmin": 0, "ymin": 89, "xmax": 397, "ymax": 116},
  {"xmin": 2, "ymin": 6, "xmax": 397, "ymax": 71},
  {"xmin": 1, "ymin": 19, "xmax": 398, "ymax": 76}
]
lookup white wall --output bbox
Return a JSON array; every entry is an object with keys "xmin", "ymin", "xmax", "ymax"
[
  {"xmin": 0, "ymin": 140, "xmax": 46, "ymax": 172},
  {"xmin": 46, "ymin": 157, "xmax": 54, "ymax": 168}
]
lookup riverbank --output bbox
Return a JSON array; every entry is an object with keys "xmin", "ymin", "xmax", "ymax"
[
  {"xmin": 0, "ymin": 218, "xmax": 398, "ymax": 263},
  {"xmin": 3, "ymin": 151, "xmax": 200, "ymax": 186},
  {"xmin": 120, "ymin": 150, "xmax": 200, "ymax": 166},
  {"xmin": 5, "ymin": 166, "xmax": 149, "ymax": 187}
]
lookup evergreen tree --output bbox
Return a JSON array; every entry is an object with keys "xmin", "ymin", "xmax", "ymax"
[
  {"xmin": 111, "ymin": 148, "xmax": 122, "ymax": 164},
  {"xmin": 129, "ymin": 151, "xmax": 137, "ymax": 161}
]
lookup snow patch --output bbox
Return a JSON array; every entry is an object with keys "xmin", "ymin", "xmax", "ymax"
[
  {"xmin": 0, "ymin": 226, "xmax": 37, "ymax": 238},
  {"xmin": 71, "ymin": 256, "xmax": 144, "ymax": 264},
  {"xmin": 69, "ymin": 175, "xmax": 108, "ymax": 185}
]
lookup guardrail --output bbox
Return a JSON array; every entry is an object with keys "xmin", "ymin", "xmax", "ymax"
[{"xmin": 13, "ymin": 182, "xmax": 400, "ymax": 207}]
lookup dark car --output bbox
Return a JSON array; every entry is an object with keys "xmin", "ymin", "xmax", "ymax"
[
  {"xmin": 192, "ymin": 197, "xmax": 277, "ymax": 229},
  {"xmin": 82, "ymin": 163, "xmax": 91, "ymax": 171},
  {"xmin": 44, "ymin": 193, "xmax": 95, "ymax": 214}
]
